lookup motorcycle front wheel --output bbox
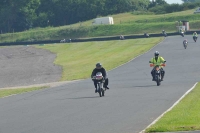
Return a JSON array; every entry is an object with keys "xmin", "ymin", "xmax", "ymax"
[
  {"xmin": 97, "ymin": 84, "xmax": 102, "ymax": 97},
  {"xmin": 184, "ymin": 44, "xmax": 187, "ymax": 49},
  {"xmin": 156, "ymin": 76, "xmax": 161, "ymax": 86}
]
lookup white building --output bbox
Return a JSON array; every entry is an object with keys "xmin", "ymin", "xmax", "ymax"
[{"xmin": 93, "ymin": 17, "xmax": 114, "ymax": 25}]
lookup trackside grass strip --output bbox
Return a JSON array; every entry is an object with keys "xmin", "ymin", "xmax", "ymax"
[
  {"xmin": 0, "ymin": 86, "xmax": 48, "ymax": 98},
  {"xmin": 36, "ymin": 38, "xmax": 163, "ymax": 81},
  {"xmin": 145, "ymin": 83, "xmax": 200, "ymax": 132}
]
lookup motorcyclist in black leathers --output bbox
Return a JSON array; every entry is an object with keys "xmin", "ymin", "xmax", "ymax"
[{"xmin": 91, "ymin": 63, "xmax": 109, "ymax": 93}]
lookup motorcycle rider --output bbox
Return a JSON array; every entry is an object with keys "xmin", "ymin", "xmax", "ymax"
[
  {"xmin": 162, "ymin": 30, "xmax": 167, "ymax": 37},
  {"xmin": 149, "ymin": 51, "xmax": 166, "ymax": 81},
  {"xmin": 183, "ymin": 39, "xmax": 188, "ymax": 44},
  {"xmin": 180, "ymin": 28, "xmax": 184, "ymax": 33},
  {"xmin": 91, "ymin": 63, "xmax": 109, "ymax": 93},
  {"xmin": 193, "ymin": 32, "xmax": 198, "ymax": 41}
]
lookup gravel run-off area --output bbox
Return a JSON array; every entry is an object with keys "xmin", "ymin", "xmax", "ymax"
[{"xmin": 0, "ymin": 45, "xmax": 62, "ymax": 89}]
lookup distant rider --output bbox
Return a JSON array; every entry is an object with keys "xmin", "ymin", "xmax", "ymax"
[
  {"xmin": 183, "ymin": 39, "xmax": 188, "ymax": 45},
  {"xmin": 120, "ymin": 35, "xmax": 125, "ymax": 40},
  {"xmin": 193, "ymin": 32, "xmax": 198, "ymax": 40},
  {"xmin": 180, "ymin": 28, "xmax": 184, "ymax": 33},
  {"xmin": 91, "ymin": 63, "xmax": 109, "ymax": 93},
  {"xmin": 149, "ymin": 51, "xmax": 166, "ymax": 81}
]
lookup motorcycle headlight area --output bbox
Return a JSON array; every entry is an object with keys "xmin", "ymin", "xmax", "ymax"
[{"xmin": 96, "ymin": 76, "xmax": 103, "ymax": 80}]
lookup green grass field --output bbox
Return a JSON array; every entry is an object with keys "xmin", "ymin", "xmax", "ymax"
[
  {"xmin": 36, "ymin": 37, "xmax": 163, "ymax": 81},
  {"xmin": 0, "ymin": 9, "xmax": 199, "ymax": 43},
  {"xmin": 145, "ymin": 83, "xmax": 200, "ymax": 132}
]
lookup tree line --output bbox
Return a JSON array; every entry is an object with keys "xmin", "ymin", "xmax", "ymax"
[{"xmin": 0, "ymin": 0, "xmax": 199, "ymax": 33}]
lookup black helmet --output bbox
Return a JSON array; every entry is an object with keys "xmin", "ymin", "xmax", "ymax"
[
  {"xmin": 154, "ymin": 51, "xmax": 159, "ymax": 56},
  {"xmin": 96, "ymin": 63, "xmax": 102, "ymax": 69}
]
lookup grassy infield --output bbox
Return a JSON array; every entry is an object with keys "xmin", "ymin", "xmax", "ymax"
[{"xmin": 0, "ymin": 9, "xmax": 200, "ymax": 132}]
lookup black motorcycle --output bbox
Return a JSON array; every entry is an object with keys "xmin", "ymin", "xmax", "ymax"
[
  {"xmin": 183, "ymin": 40, "xmax": 188, "ymax": 49},
  {"xmin": 150, "ymin": 64, "xmax": 165, "ymax": 86},
  {"xmin": 193, "ymin": 36, "xmax": 197, "ymax": 42},
  {"xmin": 93, "ymin": 72, "xmax": 106, "ymax": 97}
]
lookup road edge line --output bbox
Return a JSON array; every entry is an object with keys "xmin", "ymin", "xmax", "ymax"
[{"xmin": 139, "ymin": 82, "xmax": 198, "ymax": 133}]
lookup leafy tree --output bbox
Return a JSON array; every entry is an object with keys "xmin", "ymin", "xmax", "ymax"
[
  {"xmin": 0, "ymin": 0, "xmax": 40, "ymax": 32},
  {"xmin": 149, "ymin": 0, "xmax": 167, "ymax": 8}
]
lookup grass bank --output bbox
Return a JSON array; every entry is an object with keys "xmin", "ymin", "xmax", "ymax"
[
  {"xmin": 36, "ymin": 37, "xmax": 163, "ymax": 81},
  {"xmin": 145, "ymin": 83, "xmax": 200, "ymax": 132},
  {"xmin": 0, "ymin": 22, "xmax": 173, "ymax": 42},
  {"xmin": 0, "ymin": 9, "xmax": 199, "ymax": 43},
  {"xmin": 0, "ymin": 86, "xmax": 48, "ymax": 98}
]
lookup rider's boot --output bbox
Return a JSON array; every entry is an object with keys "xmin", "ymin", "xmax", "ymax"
[
  {"xmin": 161, "ymin": 75, "xmax": 164, "ymax": 81},
  {"xmin": 152, "ymin": 75, "xmax": 155, "ymax": 81},
  {"xmin": 103, "ymin": 85, "xmax": 109, "ymax": 90},
  {"xmin": 151, "ymin": 71, "xmax": 155, "ymax": 81},
  {"xmin": 105, "ymin": 86, "xmax": 109, "ymax": 90}
]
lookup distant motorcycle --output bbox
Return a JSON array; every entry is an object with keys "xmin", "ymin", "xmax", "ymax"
[
  {"xmin": 150, "ymin": 63, "xmax": 165, "ymax": 86},
  {"xmin": 144, "ymin": 33, "xmax": 149, "ymax": 38},
  {"xmin": 120, "ymin": 35, "xmax": 125, "ymax": 40},
  {"xmin": 183, "ymin": 40, "xmax": 188, "ymax": 49},
  {"xmin": 181, "ymin": 32, "xmax": 184, "ymax": 37},
  {"xmin": 162, "ymin": 31, "xmax": 167, "ymax": 37},
  {"xmin": 163, "ymin": 32, "xmax": 167, "ymax": 37},
  {"xmin": 92, "ymin": 72, "xmax": 106, "ymax": 97},
  {"xmin": 193, "ymin": 36, "xmax": 197, "ymax": 42}
]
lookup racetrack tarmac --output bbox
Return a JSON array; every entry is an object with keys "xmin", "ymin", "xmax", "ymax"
[{"xmin": 0, "ymin": 35, "xmax": 200, "ymax": 133}]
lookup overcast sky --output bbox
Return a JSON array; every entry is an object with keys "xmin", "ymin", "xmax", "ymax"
[{"xmin": 165, "ymin": 0, "xmax": 183, "ymax": 4}]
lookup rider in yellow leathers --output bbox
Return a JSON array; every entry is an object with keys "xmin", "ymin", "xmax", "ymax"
[
  {"xmin": 149, "ymin": 51, "xmax": 166, "ymax": 81},
  {"xmin": 193, "ymin": 32, "xmax": 198, "ymax": 42}
]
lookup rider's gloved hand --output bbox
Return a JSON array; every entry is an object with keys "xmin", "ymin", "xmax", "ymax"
[{"xmin": 92, "ymin": 76, "xmax": 96, "ymax": 81}]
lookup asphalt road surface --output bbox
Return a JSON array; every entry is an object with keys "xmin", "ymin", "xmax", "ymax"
[{"xmin": 0, "ymin": 35, "xmax": 199, "ymax": 133}]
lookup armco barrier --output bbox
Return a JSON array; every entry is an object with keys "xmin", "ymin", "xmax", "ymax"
[
  {"xmin": 0, "ymin": 30, "xmax": 198, "ymax": 46},
  {"xmin": 0, "ymin": 40, "xmax": 60, "ymax": 46}
]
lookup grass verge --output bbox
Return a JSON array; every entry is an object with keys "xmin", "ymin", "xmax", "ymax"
[
  {"xmin": 36, "ymin": 37, "xmax": 163, "ymax": 81},
  {"xmin": 145, "ymin": 82, "xmax": 200, "ymax": 132},
  {"xmin": 0, "ymin": 86, "xmax": 48, "ymax": 98}
]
